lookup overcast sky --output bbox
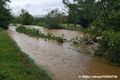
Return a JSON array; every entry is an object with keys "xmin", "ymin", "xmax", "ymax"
[{"xmin": 9, "ymin": 0, "xmax": 66, "ymax": 16}]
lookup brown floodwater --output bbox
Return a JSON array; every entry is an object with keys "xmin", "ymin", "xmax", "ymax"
[{"xmin": 8, "ymin": 26, "xmax": 120, "ymax": 80}]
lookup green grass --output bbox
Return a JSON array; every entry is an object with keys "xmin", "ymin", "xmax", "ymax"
[
  {"xmin": 60, "ymin": 24, "xmax": 82, "ymax": 31},
  {"xmin": 0, "ymin": 29, "xmax": 52, "ymax": 80},
  {"xmin": 32, "ymin": 22, "xmax": 48, "ymax": 28},
  {"xmin": 32, "ymin": 22, "xmax": 82, "ymax": 31},
  {"xmin": 0, "ymin": 27, "xmax": 4, "ymax": 31}
]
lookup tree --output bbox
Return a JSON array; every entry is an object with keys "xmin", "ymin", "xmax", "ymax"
[
  {"xmin": 92, "ymin": 0, "xmax": 120, "ymax": 31},
  {"xmin": 0, "ymin": 0, "xmax": 12, "ymax": 29},
  {"xmin": 63, "ymin": 0, "xmax": 120, "ymax": 63},
  {"xmin": 12, "ymin": 17, "xmax": 22, "ymax": 24},
  {"xmin": 63, "ymin": 0, "xmax": 91, "ymax": 28},
  {"xmin": 44, "ymin": 9, "xmax": 64, "ymax": 29},
  {"xmin": 63, "ymin": 0, "xmax": 120, "ymax": 30},
  {"xmin": 20, "ymin": 9, "xmax": 34, "ymax": 25}
]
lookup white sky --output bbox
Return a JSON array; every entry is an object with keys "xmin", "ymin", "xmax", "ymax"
[{"xmin": 9, "ymin": 0, "xmax": 65, "ymax": 16}]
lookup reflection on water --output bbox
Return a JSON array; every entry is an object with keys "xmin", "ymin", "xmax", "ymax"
[{"xmin": 8, "ymin": 26, "xmax": 120, "ymax": 80}]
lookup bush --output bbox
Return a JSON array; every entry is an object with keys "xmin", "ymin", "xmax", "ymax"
[
  {"xmin": 16, "ymin": 26, "xmax": 66, "ymax": 43},
  {"xmin": 20, "ymin": 9, "xmax": 34, "ymax": 25},
  {"xmin": 44, "ymin": 9, "xmax": 64, "ymax": 29},
  {"xmin": 69, "ymin": 37, "xmax": 81, "ymax": 45},
  {"xmin": 95, "ymin": 30, "xmax": 120, "ymax": 63}
]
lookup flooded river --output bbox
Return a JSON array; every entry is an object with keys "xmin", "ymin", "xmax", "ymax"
[{"xmin": 8, "ymin": 25, "xmax": 120, "ymax": 80}]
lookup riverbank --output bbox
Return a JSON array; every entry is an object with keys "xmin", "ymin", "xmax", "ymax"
[
  {"xmin": 0, "ymin": 28, "xmax": 52, "ymax": 80},
  {"xmin": 31, "ymin": 22, "xmax": 82, "ymax": 31},
  {"xmin": 60, "ymin": 24, "xmax": 82, "ymax": 31}
]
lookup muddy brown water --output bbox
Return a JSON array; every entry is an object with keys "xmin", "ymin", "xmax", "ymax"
[{"xmin": 8, "ymin": 25, "xmax": 120, "ymax": 80}]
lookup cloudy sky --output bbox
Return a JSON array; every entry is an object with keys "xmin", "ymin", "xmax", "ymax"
[{"xmin": 9, "ymin": 0, "xmax": 66, "ymax": 16}]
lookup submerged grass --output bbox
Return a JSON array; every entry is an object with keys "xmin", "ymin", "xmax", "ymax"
[
  {"xmin": 0, "ymin": 29, "xmax": 52, "ymax": 80},
  {"xmin": 16, "ymin": 26, "xmax": 66, "ymax": 43}
]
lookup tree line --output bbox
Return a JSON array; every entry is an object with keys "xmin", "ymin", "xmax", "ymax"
[{"xmin": 63, "ymin": 0, "xmax": 120, "ymax": 30}]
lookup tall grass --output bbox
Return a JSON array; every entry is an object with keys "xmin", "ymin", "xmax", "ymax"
[
  {"xmin": 16, "ymin": 26, "xmax": 66, "ymax": 43},
  {"xmin": 0, "ymin": 30, "xmax": 52, "ymax": 80}
]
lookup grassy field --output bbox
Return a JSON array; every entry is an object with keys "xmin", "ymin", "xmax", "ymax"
[
  {"xmin": 60, "ymin": 24, "xmax": 82, "ymax": 31},
  {"xmin": 0, "ymin": 28, "xmax": 52, "ymax": 80}
]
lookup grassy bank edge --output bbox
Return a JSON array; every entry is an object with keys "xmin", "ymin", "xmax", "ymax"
[
  {"xmin": 0, "ymin": 29, "xmax": 53, "ymax": 80},
  {"xmin": 31, "ymin": 22, "xmax": 82, "ymax": 31}
]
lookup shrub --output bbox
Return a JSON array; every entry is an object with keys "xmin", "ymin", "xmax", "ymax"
[
  {"xmin": 16, "ymin": 26, "xmax": 66, "ymax": 43},
  {"xmin": 53, "ymin": 34, "xmax": 65, "ymax": 43},
  {"xmin": 20, "ymin": 9, "xmax": 34, "ymax": 25},
  {"xmin": 44, "ymin": 9, "xmax": 64, "ymax": 29},
  {"xmin": 69, "ymin": 37, "xmax": 81, "ymax": 45},
  {"xmin": 95, "ymin": 30, "xmax": 120, "ymax": 63},
  {"xmin": 47, "ymin": 32, "xmax": 54, "ymax": 39}
]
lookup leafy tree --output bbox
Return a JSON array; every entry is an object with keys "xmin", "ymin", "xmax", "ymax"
[
  {"xmin": 12, "ymin": 17, "xmax": 22, "ymax": 24},
  {"xmin": 63, "ymin": 0, "xmax": 120, "ymax": 63},
  {"xmin": 63, "ymin": 0, "xmax": 91, "ymax": 28},
  {"xmin": 67, "ymin": 4, "xmax": 78, "ymax": 26},
  {"xmin": 95, "ymin": 30, "xmax": 120, "ymax": 63},
  {"xmin": 0, "ymin": 0, "xmax": 12, "ymax": 29},
  {"xmin": 92, "ymin": 0, "xmax": 120, "ymax": 31},
  {"xmin": 44, "ymin": 9, "xmax": 64, "ymax": 29},
  {"xmin": 20, "ymin": 9, "xmax": 34, "ymax": 25},
  {"xmin": 0, "ymin": 0, "xmax": 10, "ymax": 5}
]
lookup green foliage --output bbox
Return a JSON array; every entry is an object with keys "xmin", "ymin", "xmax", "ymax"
[
  {"xmin": 16, "ymin": 26, "xmax": 66, "ymax": 43},
  {"xmin": 95, "ymin": 30, "xmax": 120, "ymax": 63},
  {"xmin": 47, "ymin": 32, "xmax": 53, "ymax": 39},
  {"xmin": 69, "ymin": 35, "xmax": 93, "ymax": 45},
  {"xmin": 63, "ymin": 0, "xmax": 120, "ymax": 30},
  {"xmin": 63, "ymin": 0, "xmax": 120, "ymax": 63},
  {"xmin": 0, "ymin": 0, "xmax": 10, "ymax": 5},
  {"xmin": 32, "ymin": 22, "xmax": 48, "ymax": 28},
  {"xmin": 0, "ymin": 31, "xmax": 52, "ymax": 80},
  {"xmin": 44, "ymin": 9, "xmax": 64, "ymax": 29},
  {"xmin": 67, "ymin": 4, "xmax": 78, "ymax": 26},
  {"xmin": 0, "ymin": 27, "xmax": 4, "ymax": 32},
  {"xmin": 81, "ymin": 27, "xmax": 103, "ymax": 42},
  {"xmin": 90, "ymin": 0, "xmax": 120, "ymax": 31},
  {"xmin": 60, "ymin": 24, "xmax": 82, "ymax": 31},
  {"xmin": 69, "ymin": 37, "xmax": 81, "ymax": 45},
  {"xmin": 20, "ymin": 9, "xmax": 34, "ymax": 25},
  {"xmin": 12, "ymin": 17, "xmax": 22, "ymax": 24},
  {"xmin": 63, "ymin": 0, "xmax": 92, "ymax": 28},
  {"xmin": 0, "ymin": 0, "xmax": 12, "ymax": 29},
  {"xmin": 52, "ymin": 34, "xmax": 65, "ymax": 43}
]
